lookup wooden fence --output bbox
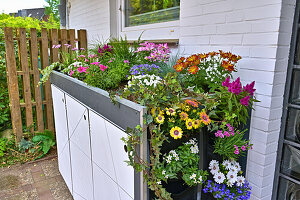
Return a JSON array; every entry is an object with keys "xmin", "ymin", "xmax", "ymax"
[{"xmin": 4, "ymin": 27, "xmax": 87, "ymax": 142}]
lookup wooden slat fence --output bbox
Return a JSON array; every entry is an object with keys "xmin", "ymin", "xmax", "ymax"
[{"xmin": 4, "ymin": 27, "xmax": 87, "ymax": 142}]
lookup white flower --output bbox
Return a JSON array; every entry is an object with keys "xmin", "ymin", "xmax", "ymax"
[
  {"xmin": 209, "ymin": 160, "xmax": 219, "ymax": 170},
  {"xmin": 190, "ymin": 145, "xmax": 199, "ymax": 154},
  {"xmin": 174, "ymin": 155, "xmax": 179, "ymax": 161},
  {"xmin": 226, "ymin": 171, "xmax": 237, "ymax": 183},
  {"xmin": 231, "ymin": 162, "xmax": 241, "ymax": 173},
  {"xmin": 210, "ymin": 168, "xmax": 219, "ymax": 175},
  {"xmin": 222, "ymin": 160, "xmax": 232, "ymax": 170},
  {"xmin": 162, "ymin": 170, "xmax": 166, "ymax": 175},
  {"xmin": 157, "ymin": 181, "xmax": 161, "ymax": 185},
  {"xmin": 236, "ymin": 176, "xmax": 245, "ymax": 187},
  {"xmin": 213, "ymin": 172, "xmax": 225, "ymax": 184},
  {"xmin": 165, "ymin": 175, "xmax": 169, "ymax": 179},
  {"xmin": 190, "ymin": 173, "xmax": 196, "ymax": 180},
  {"xmin": 227, "ymin": 180, "xmax": 235, "ymax": 187},
  {"xmin": 186, "ymin": 138, "xmax": 197, "ymax": 145},
  {"xmin": 198, "ymin": 176, "xmax": 203, "ymax": 182}
]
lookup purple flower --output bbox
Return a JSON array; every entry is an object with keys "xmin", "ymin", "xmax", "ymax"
[
  {"xmin": 240, "ymin": 96, "xmax": 250, "ymax": 106},
  {"xmin": 228, "ymin": 77, "xmax": 242, "ymax": 95},
  {"xmin": 243, "ymin": 81, "xmax": 256, "ymax": 96},
  {"xmin": 222, "ymin": 76, "xmax": 231, "ymax": 87}
]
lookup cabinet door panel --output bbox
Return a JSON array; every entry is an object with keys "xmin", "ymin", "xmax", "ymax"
[
  {"xmin": 90, "ymin": 110, "xmax": 116, "ymax": 180},
  {"xmin": 51, "ymin": 85, "xmax": 73, "ymax": 193},
  {"xmin": 93, "ymin": 163, "xmax": 120, "ymax": 200},
  {"xmin": 106, "ymin": 121, "xmax": 134, "ymax": 199}
]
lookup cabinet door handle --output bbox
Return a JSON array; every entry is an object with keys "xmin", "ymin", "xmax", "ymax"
[
  {"xmin": 84, "ymin": 115, "xmax": 86, "ymax": 120},
  {"xmin": 124, "ymin": 145, "xmax": 128, "ymax": 153},
  {"xmin": 62, "ymin": 98, "xmax": 64, "ymax": 103}
]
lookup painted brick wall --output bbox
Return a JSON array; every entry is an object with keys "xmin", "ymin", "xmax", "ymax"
[
  {"xmin": 179, "ymin": 0, "xmax": 296, "ymax": 199},
  {"xmin": 68, "ymin": 0, "xmax": 110, "ymax": 46}
]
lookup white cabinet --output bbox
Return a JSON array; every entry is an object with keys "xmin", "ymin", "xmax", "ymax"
[
  {"xmin": 51, "ymin": 85, "xmax": 73, "ymax": 193},
  {"xmin": 65, "ymin": 95, "xmax": 93, "ymax": 200},
  {"xmin": 52, "ymin": 85, "xmax": 136, "ymax": 200}
]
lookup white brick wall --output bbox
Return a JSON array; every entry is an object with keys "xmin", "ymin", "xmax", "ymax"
[
  {"xmin": 67, "ymin": 0, "xmax": 297, "ymax": 199},
  {"xmin": 179, "ymin": 0, "xmax": 296, "ymax": 199}
]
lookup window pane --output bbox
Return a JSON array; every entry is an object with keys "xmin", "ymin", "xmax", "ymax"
[
  {"xmin": 281, "ymin": 144, "xmax": 300, "ymax": 181},
  {"xmin": 278, "ymin": 177, "xmax": 300, "ymax": 200},
  {"xmin": 285, "ymin": 108, "xmax": 300, "ymax": 143},
  {"xmin": 125, "ymin": 0, "xmax": 180, "ymax": 27},
  {"xmin": 290, "ymin": 70, "xmax": 300, "ymax": 104}
]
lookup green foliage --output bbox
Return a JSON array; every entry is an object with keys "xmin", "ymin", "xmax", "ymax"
[
  {"xmin": 32, "ymin": 130, "xmax": 56, "ymax": 158},
  {"xmin": 18, "ymin": 138, "xmax": 34, "ymax": 153},
  {"xmin": 44, "ymin": 0, "xmax": 60, "ymax": 22},
  {"xmin": 0, "ymin": 138, "xmax": 8, "ymax": 157}
]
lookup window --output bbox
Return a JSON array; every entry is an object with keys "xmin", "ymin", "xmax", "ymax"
[{"xmin": 124, "ymin": 0, "xmax": 180, "ymax": 27}]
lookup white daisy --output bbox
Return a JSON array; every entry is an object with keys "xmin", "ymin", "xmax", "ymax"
[
  {"xmin": 209, "ymin": 160, "xmax": 219, "ymax": 170},
  {"xmin": 232, "ymin": 162, "xmax": 241, "ymax": 173},
  {"xmin": 213, "ymin": 172, "xmax": 225, "ymax": 184},
  {"xmin": 222, "ymin": 160, "xmax": 232, "ymax": 170},
  {"xmin": 236, "ymin": 176, "xmax": 245, "ymax": 187},
  {"xmin": 227, "ymin": 180, "xmax": 235, "ymax": 187},
  {"xmin": 210, "ymin": 167, "xmax": 219, "ymax": 175},
  {"xmin": 226, "ymin": 171, "xmax": 238, "ymax": 183}
]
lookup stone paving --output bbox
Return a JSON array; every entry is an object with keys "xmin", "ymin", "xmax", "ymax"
[{"xmin": 0, "ymin": 156, "xmax": 73, "ymax": 200}]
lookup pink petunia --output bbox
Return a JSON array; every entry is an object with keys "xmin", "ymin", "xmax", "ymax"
[
  {"xmin": 70, "ymin": 69, "xmax": 74, "ymax": 77},
  {"xmin": 77, "ymin": 66, "xmax": 87, "ymax": 73},
  {"xmin": 241, "ymin": 146, "xmax": 246, "ymax": 151},
  {"xmin": 99, "ymin": 64, "xmax": 108, "ymax": 71}
]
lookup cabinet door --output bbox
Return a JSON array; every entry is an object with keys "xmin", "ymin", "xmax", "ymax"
[
  {"xmin": 66, "ymin": 94, "xmax": 93, "ymax": 200},
  {"xmin": 89, "ymin": 110, "xmax": 120, "ymax": 200},
  {"xmin": 106, "ymin": 121, "xmax": 134, "ymax": 200},
  {"xmin": 51, "ymin": 85, "xmax": 73, "ymax": 193}
]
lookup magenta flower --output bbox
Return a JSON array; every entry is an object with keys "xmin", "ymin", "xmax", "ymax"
[
  {"xmin": 98, "ymin": 44, "xmax": 113, "ymax": 55},
  {"xmin": 124, "ymin": 60, "xmax": 130, "ymax": 64},
  {"xmin": 234, "ymin": 149, "xmax": 240, "ymax": 155},
  {"xmin": 240, "ymin": 95, "xmax": 250, "ymax": 106},
  {"xmin": 224, "ymin": 131, "xmax": 230, "ymax": 137},
  {"xmin": 78, "ymin": 55, "xmax": 86, "ymax": 58},
  {"xmin": 222, "ymin": 76, "xmax": 231, "ymax": 87},
  {"xmin": 72, "ymin": 47, "xmax": 78, "ymax": 51},
  {"xmin": 228, "ymin": 77, "xmax": 242, "ymax": 95},
  {"xmin": 241, "ymin": 146, "xmax": 246, "ymax": 151},
  {"xmin": 70, "ymin": 69, "xmax": 74, "ymax": 77},
  {"xmin": 91, "ymin": 62, "xmax": 100, "ymax": 65},
  {"xmin": 52, "ymin": 44, "xmax": 61, "ymax": 49},
  {"xmin": 99, "ymin": 64, "xmax": 108, "ymax": 71},
  {"xmin": 77, "ymin": 66, "xmax": 87, "ymax": 73},
  {"xmin": 243, "ymin": 81, "xmax": 256, "ymax": 96},
  {"xmin": 88, "ymin": 54, "xmax": 98, "ymax": 58}
]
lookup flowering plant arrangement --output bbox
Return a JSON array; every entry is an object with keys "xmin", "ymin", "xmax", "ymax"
[
  {"xmin": 173, "ymin": 51, "xmax": 241, "ymax": 92},
  {"xmin": 203, "ymin": 160, "xmax": 251, "ymax": 200},
  {"xmin": 135, "ymin": 41, "xmax": 171, "ymax": 63}
]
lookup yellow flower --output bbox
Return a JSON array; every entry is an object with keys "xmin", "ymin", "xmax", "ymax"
[
  {"xmin": 169, "ymin": 118, "xmax": 175, "ymax": 123},
  {"xmin": 156, "ymin": 115, "xmax": 165, "ymax": 124},
  {"xmin": 199, "ymin": 111, "xmax": 211, "ymax": 125},
  {"xmin": 186, "ymin": 119, "xmax": 193, "ymax": 130},
  {"xmin": 170, "ymin": 126, "xmax": 183, "ymax": 139},
  {"xmin": 184, "ymin": 105, "xmax": 191, "ymax": 112},
  {"xmin": 179, "ymin": 112, "xmax": 189, "ymax": 121},
  {"xmin": 193, "ymin": 119, "xmax": 201, "ymax": 129},
  {"xmin": 151, "ymin": 107, "xmax": 156, "ymax": 116},
  {"xmin": 166, "ymin": 107, "xmax": 176, "ymax": 116}
]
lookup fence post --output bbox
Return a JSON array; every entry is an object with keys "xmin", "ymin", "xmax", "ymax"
[
  {"xmin": 40, "ymin": 28, "xmax": 54, "ymax": 132},
  {"xmin": 4, "ymin": 27, "xmax": 23, "ymax": 142},
  {"xmin": 77, "ymin": 29, "xmax": 87, "ymax": 50},
  {"xmin": 17, "ymin": 28, "xmax": 34, "ymax": 132},
  {"xmin": 30, "ymin": 28, "xmax": 44, "ymax": 132}
]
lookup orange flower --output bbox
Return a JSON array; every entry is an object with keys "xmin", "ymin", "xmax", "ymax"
[
  {"xmin": 177, "ymin": 57, "xmax": 185, "ymax": 64},
  {"xmin": 186, "ymin": 54, "xmax": 198, "ymax": 63},
  {"xmin": 221, "ymin": 60, "xmax": 235, "ymax": 72},
  {"xmin": 199, "ymin": 53, "xmax": 208, "ymax": 60},
  {"xmin": 199, "ymin": 111, "xmax": 211, "ymax": 125},
  {"xmin": 173, "ymin": 63, "xmax": 184, "ymax": 72},
  {"xmin": 219, "ymin": 50, "xmax": 229, "ymax": 59},
  {"xmin": 185, "ymin": 99, "xmax": 198, "ymax": 107},
  {"xmin": 188, "ymin": 65, "xmax": 198, "ymax": 74},
  {"xmin": 209, "ymin": 51, "xmax": 218, "ymax": 57}
]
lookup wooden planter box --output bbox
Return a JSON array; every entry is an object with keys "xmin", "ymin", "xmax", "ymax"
[{"xmin": 50, "ymin": 71, "xmax": 147, "ymax": 200}]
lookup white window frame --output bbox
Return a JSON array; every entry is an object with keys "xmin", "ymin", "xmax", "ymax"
[{"xmin": 117, "ymin": 0, "xmax": 180, "ymax": 41}]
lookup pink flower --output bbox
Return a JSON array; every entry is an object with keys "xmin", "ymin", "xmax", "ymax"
[
  {"xmin": 241, "ymin": 146, "xmax": 246, "ymax": 151},
  {"xmin": 219, "ymin": 133, "xmax": 224, "ymax": 138},
  {"xmin": 124, "ymin": 60, "xmax": 130, "ymax": 64},
  {"xmin": 52, "ymin": 44, "xmax": 61, "ymax": 49},
  {"xmin": 243, "ymin": 81, "xmax": 256, "ymax": 96},
  {"xmin": 91, "ymin": 62, "xmax": 100, "ymax": 65},
  {"xmin": 77, "ymin": 66, "xmax": 87, "ymax": 73},
  {"xmin": 85, "ymin": 58, "xmax": 89, "ymax": 62},
  {"xmin": 88, "ymin": 54, "xmax": 98, "ymax": 58},
  {"xmin": 234, "ymin": 149, "xmax": 240, "ymax": 155},
  {"xmin": 108, "ymin": 60, "xmax": 113, "ymax": 63},
  {"xmin": 64, "ymin": 44, "xmax": 72, "ymax": 48},
  {"xmin": 70, "ymin": 69, "xmax": 74, "ymax": 77},
  {"xmin": 72, "ymin": 48, "xmax": 78, "ymax": 51},
  {"xmin": 224, "ymin": 131, "xmax": 230, "ymax": 137},
  {"xmin": 99, "ymin": 64, "xmax": 108, "ymax": 71},
  {"xmin": 240, "ymin": 95, "xmax": 250, "ymax": 106},
  {"xmin": 78, "ymin": 55, "xmax": 86, "ymax": 58},
  {"xmin": 228, "ymin": 77, "xmax": 242, "ymax": 95}
]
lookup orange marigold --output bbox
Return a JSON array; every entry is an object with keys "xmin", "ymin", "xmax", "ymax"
[
  {"xmin": 199, "ymin": 53, "xmax": 208, "ymax": 60},
  {"xmin": 186, "ymin": 54, "xmax": 198, "ymax": 63},
  {"xmin": 188, "ymin": 65, "xmax": 198, "ymax": 74},
  {"xmin": 221, "ymin": 60, "xmax": 235, "ymax": 72},
  {"xmin": 177, "ymin": 57, "xmax": 186, "ymax": 64},
  {"xmin": 173, "ymin": 63, "xmax": 184, "ymax": 72},
  {"xmin": 209, "ymin": 51, "xmax": 218, "ymax": 57}
]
